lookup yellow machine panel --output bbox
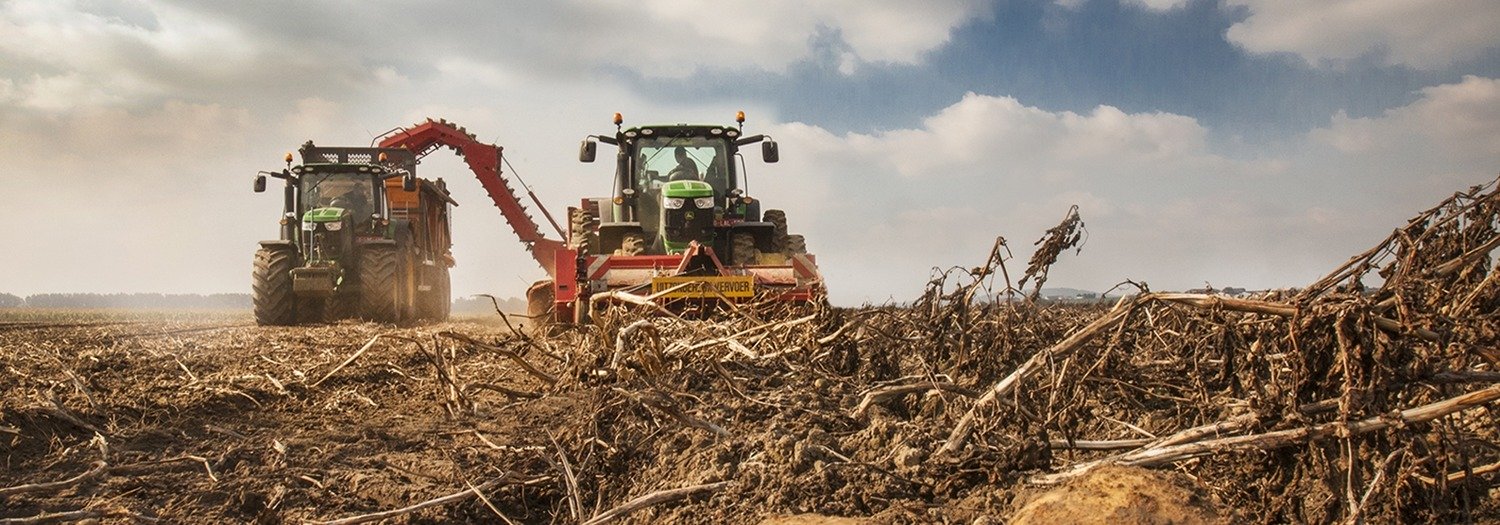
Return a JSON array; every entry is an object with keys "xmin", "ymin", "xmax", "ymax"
[{"xmin": 650, "ymin": 275, "xmax": 755, "ymax": 299}]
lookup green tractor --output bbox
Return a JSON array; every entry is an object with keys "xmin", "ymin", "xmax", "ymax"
[
  {"xmin": 251, "ymin": 143, "xmax": 456, "ymax": 325},
  {"xmin": 535, "ymin": 112, "xmax": 821, "ymax": 323}
]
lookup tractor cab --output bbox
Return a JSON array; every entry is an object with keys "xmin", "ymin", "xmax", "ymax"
[{"xmin": 297, "ymin": 168, "xmax": 381, "ymax": 231}]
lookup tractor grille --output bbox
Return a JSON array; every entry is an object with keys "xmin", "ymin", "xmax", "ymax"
[{"xmin": 664, "ymin": 207, "xmax": 714, "ymax": 244}]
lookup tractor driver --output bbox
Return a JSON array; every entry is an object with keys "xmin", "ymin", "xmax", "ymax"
[
  {"xmin": 667, "ymin": 147, "xmax": 700, "ymax": 181},
  {"xmin": 327, "ymin": 187, "xmax": 370, "ymax": 222}
]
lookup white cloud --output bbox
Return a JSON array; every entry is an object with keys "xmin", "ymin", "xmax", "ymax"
[
  {"xmin": 790, "ymin": 93, "xmax": 1221, "ymax": 189},
  {"xmin": 1311, "ymin": 75, "xmax": 1500, "ymax": 160},
  {"xmin": 616, "ymin": 0, "xmax": 986, "ymax": 75},
  {"xmin": 0, "ymin": 0, "xmax": 261, "ymax": 111},
  {"xmin": 1225, "ymin": 0, "xmax": 1500, "ymax": 69},
  {"xmin": 281, "ymin": 98, "xmax": 346, "ymax": 140},
  {"xmin": 0, "ymin": 0, "xmax": 991, "ymax": 117}
]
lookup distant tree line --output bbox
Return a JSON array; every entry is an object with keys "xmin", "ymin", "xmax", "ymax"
[{"xmin": 1, "ymin": 293, "xmax": 251, "ymax": 309}]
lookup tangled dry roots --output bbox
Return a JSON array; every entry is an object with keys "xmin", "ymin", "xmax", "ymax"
[{"xmin": 2, "ymin": 178, "xmax": 1497, "ymax": 524}]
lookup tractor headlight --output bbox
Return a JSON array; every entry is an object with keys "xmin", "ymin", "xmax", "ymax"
[
  {"xmin": 663, "ymin": 197, "xmax": 685, "ymax": 210},
  {"xmin": 693, "ymin": 197, "xmax": 715, "ymax": 209},
  {"xmin": 302, "ymin": 221, "xmax": 316, "ymax": 231},
  {"xmin": 323, "ymin": 221, "xmax": 343, "ymax": 231}
]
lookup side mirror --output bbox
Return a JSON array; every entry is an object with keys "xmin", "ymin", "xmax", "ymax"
[
  {"xmin": 253, "ymin": 174, "xmax": 267, "ymax": 193},
  {"xmin": 761, "ymin": 140, "xmax": 779, "ymax": 163},
  {"xmin": 402, "ymin": 173, "xmax": 417, "ymax": 192},
  {"xmin": 579, "ymin": 139, "xmax": 597, "ymax": 163}
]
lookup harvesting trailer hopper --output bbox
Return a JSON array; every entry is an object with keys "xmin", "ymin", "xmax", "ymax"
[{"xmin": 342, "ymin": 114, "xmax": 821, "ymax": 325}]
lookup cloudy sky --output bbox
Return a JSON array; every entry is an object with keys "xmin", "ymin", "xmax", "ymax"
[{"xmin": 1, "ymin": 0, "xmax": 1497, "ymax": 305}]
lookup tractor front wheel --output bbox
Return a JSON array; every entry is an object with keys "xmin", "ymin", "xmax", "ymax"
[
  {"xmin": 252, "ymin": 246, "xmax": 299, "ymax": 326},
  {"xmin": 615, "ymin": 232, "xmax": 646, "ymax": 256},
  {"xmin": 358, "ymin": 245, "xmax": 401, "ymax": 323}
]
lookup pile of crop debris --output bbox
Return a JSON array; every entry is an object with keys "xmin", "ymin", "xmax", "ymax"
[{"xmin": 2, "ymin": 178, "xmax": 1497, "ymax": 524}]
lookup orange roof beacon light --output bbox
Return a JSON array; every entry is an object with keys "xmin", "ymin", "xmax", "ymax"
[
  {"xmin": 613, "ymin": 112, "xmax": 624, "ymax": 125},
  {"xmin": 735, "ymin": 110, "xmax": 746, "ymax": 124},
  {"xmin": 378, "ymin": 151, "xmax": 389, "ymax": 163},
  {"xmin": 283, "ymin": 152, "xmax": 293, "ymax": 164}
]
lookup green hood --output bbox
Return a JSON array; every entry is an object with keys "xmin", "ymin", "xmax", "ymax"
[
  {"xmin": 302, "ymin": 207, "xmax": 348, "ymax": 223},
  {"xmin": 662, "ymin": 180, "xmax": 713, "ymax": 198}
]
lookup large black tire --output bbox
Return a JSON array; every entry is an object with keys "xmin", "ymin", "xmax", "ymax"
[
  {"xmin": 569, "ymin": 208, "xmax": 599, "ymax": 256},
  {"xmin": 763, "ymin": 209, "xmax": 788, "ymax": 252},
  {"xmin": 358, "ymin": 245, "xmax": 400, "ymax": 323},
  {"xmin": 731, "ymin": 232, "xmax": 758, "ymax": 266},
  {"xmin": 785, "ymin": 234, "xmax": 807, "ymax": 255},
  {"xmin": 615, "ymin": 232, "xmax": 646, "ymax": 256},
  {"xmin": 252, "ymin": 247, "xmax": 298, "ymax": 326}
]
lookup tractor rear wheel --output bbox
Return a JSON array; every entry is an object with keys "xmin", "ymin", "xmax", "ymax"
[
  {"xmin": 252, "ymin": 246, "xmax": 298, "ymax": 326},
  {"xmin": 358, "ymin": 245, "xmax": 401, "ymax": 323},
  {"xmin": 731, "ymin": 232, "xmax": 758, "ymax": 266},
  {"xmin": 785, "ymin": 234, "xmax": 807, "ymax": 255},
  {"xmin": 615, "ymin": 232, "xmax": 646, "ymax": 256},
  {"xmin": 763, "ymin": 209, "xmax": 788, "ymax": 252}
]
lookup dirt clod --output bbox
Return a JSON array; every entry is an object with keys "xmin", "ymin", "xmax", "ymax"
[{"xmin": 1009, "ymin": 465, "xmax": 1227, "ymax": 525}]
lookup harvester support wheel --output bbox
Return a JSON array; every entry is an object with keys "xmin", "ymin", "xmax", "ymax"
[
  {"xmin": 357, "ymin": 245, "xmax": 401, "ymax": 323},
  {"xmin": 569, "ymin": 208, "xmax": 599, "ymax": 256},
  {"xmin": 526, "ymin": 279, "xmax": 555, "ymax": 327},
  {"xmin": 764, "ymin": 209, "xmax": 788, "ymax": 252},
  {"xmin": 731, "ymin": 232, "xmax": 759, "ymax": 266},
  {"xmin": 615, "ymin": 232, "xmax": 646, "ymax": 256},
  {"xmin": 785, "ymin": 234, "xmax": 807, "ymax": 255},
  {"xmin": 252, "ymin": 246, "xmax": 299, "ymax": 326}
]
